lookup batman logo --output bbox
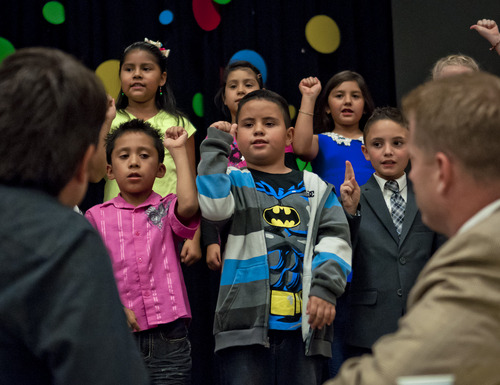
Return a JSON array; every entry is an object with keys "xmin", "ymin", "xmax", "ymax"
[{"xmin": 263, "ymin": 205, "xmax": 300, "ymax": 228}]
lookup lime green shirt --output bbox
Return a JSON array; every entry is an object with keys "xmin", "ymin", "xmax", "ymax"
[{"xmin": 103, "ymin": 110, "xmax": 196, "ymax": 201}]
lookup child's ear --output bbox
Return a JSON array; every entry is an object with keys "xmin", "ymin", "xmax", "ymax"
[
  {"xmin": 286, "ymin": 126, "xmax": 294, "ymax": 147},
  {"xmin": 156, "ymin": 163, "xmax": 166, "ymax": 178},
  {"xmin": 160, "ymin": 71, "xmax": 167, "ymax": 87},
  {"xmin": 361, "ymin": 144, "xmax": 370, "ymax": 161},
  {"xmin": 106, "ymin": 164, "xmax": 116, "ymax": 180}
]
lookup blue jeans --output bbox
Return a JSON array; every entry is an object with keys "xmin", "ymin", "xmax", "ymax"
[
  {"xmin": 217, "ymin": 329, "xmax": 325, "ymax": 385},
  {"xmin": 134, "ymin": 319, "xmax": 192, "ymax": 385}
]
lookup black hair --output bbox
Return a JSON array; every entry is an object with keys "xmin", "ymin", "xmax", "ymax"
[
  {"xmin": 363, "ymin": 106, "xmax": 408, "ymax": 142},
  {"xmin": 105, "ymin": 119, "xmax": 164, "ymax": 165},
  {"xmin": 0, "ymin": 47, "xmax": 107, "ymax": 196},
  {"xmin": 214, "ymin": 60, "xmax": 264, "ymax": 118},
  {"xmin": 116, "ymin": 41, "xmax": 186, "ymax": 126},
  {"xmin": 314, "ymin": 70, "xmax": 375, "ymax": 134},
  {"xmin": 236, "ymin": 89, "xmax": 291, "ymax": 128}
]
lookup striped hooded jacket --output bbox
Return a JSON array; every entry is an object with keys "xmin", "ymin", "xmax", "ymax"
[{"xmin": 197, "ymin": 127, "xmax": 352, "ymax": 357}]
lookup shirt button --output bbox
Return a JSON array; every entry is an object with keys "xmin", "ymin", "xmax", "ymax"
[
  {"xmin": 138, "ymin": 258, "xmax": 142, "ymax": 263},
  {"xmin": 399, "ymin": 256, "xmax": 407, "ymax": 265},
  {"xmin": 397, "ymin": 289, "xmax": 403, "ymax": 297},
  {"xmin": 135, "ymin": 231, "xmax": 140, "ymax": 236},
  {"xmin": 144, "ymin": 291, "xmax": 151, "ymax": 297}
]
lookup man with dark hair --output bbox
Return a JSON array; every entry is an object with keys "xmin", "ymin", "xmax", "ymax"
[{"xmin": 0, "ymin": 47, "xmax": 149, "ymax": 384}]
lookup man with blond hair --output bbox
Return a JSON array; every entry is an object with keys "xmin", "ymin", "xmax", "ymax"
[{"xmin": 325, "ymin": 72, "xmax": 500, "ymax": 385}]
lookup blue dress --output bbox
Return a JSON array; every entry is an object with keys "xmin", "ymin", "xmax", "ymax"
[{"xmin": 311, "ymin": 132, "xmax": 375, "ymax": 195}]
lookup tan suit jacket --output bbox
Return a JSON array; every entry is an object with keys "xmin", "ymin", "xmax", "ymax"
[{"xmin": 325, "ymin": 208, "xmax": 500, "ymax": 385}]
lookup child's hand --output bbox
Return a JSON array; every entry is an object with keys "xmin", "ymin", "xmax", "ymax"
[
  {"xmin": 124, "ymin": 307, "xmax": 141, "ymax": 332},
  {"xmin": 206, "ymin": 243, "xmax": 222, "ymax": 271},
  {"xmin": 210, "ymin": 121, "xmax": 237, "ymax": 138},
  {"xmin": 340, "ymin": 160, "xmax": 360, "ymax": 215},
  {"xmin": 164, "ymin": 126, "xmax": 188, "ymax": 150},
  {"xmin": 299, "ymin": 77, "xmax": 322, "ymax": 98},
  {"xmin": 104, "ymin": 95, "xmax": 116, "ymax": 126},
  {"xmin": 307, "ymin": 296, "xmax": 336, "ymax": 330},
  {"xmin": 180, "ymin": 238, "xmax": 202, "ymax": 266},
  {"xmin": 470, "ymin": 19, "xmax": 500, "ymax": 45}
]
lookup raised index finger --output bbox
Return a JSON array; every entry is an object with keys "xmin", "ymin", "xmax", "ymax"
[{"xmin": 344, "ymin": 160, "xmax": 355, "ymax": 182}]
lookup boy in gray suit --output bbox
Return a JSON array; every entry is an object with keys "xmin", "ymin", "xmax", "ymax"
[{"xmin": 339, "ymin": 107, "xmax": 443, "ymax": 357}]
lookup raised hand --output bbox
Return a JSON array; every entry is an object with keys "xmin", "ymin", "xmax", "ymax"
[
  {"xmin": 298, "ymin": 76, "xmax": 322, "ymax": 98},
  {"xmin": 470, "ymin": 19, "xmax": 500, "ymax": 48},
  {"xmin": 340, "ymin": 160, "xmax": 360, "ymax": 215},
  {"xmin": 164, "ymin": 126, "xmax": 188, "ymax": 150},
  {"xmin": 210, "ymin": 121, "xmax": 237, "ymax": 137}
]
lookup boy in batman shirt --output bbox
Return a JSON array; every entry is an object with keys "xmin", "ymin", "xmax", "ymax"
[{"xmin": 197, "ymin": 89, "xmax": 352, "ymax": 385}]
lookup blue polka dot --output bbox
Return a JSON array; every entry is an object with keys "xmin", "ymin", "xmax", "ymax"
[
  {"xmin": 230, "ymin": 50, "xmax": 268, "ymax": 84},
  {"xmin": 159, "ymin": 10, "xmax": 174, "ymax": 25}
]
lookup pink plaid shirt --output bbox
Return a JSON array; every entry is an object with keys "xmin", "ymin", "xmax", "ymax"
[{"xmin": 86, "ymin": 192, "xmax": 199, "ymax": 331}]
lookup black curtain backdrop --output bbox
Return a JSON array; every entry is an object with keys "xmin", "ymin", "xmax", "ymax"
[{"xmin": 1, "ymin": 1, "xmax": 395, "ymax": 384}]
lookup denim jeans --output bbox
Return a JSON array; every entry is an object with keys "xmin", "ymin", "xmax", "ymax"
[
  {"xmin": 134, "ymin": 319, "xmax": 192, "ymax": 385},
  {"xmin": 217, "ymin": 329, "xmax": 325, "ymax": 385}
]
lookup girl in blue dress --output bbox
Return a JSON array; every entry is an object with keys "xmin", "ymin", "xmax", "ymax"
[
  {"xmin": 293, "ymin": 71, "xmax": 375, "ymax": 377},
  {"xmin": 293, "ymin": 71, "xmax": 375, "ymax": 195}
]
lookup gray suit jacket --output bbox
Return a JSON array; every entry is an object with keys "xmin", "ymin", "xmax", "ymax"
[
  {"xmin": 346, "ymin": 175, "xmax": 443, "ymax": 348},
  {"xmin": 325, "ymin": 205, "xmax": 500, "ymax": 385}
]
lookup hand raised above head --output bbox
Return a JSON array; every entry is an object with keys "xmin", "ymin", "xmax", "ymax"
[
  {"xmin": 470, "ymin": 19, "xmax": 500, "ymax": 46},
  {"xmin": 340, "ymin": 160, "xmax": 360, "ymax": 215},
  {"xmin": 298, "ymin": 76, "xmax": 322, "ymax": 98},
  {"xmin": 164, "ymin": 126, "xmax": 188, "ymax": 150}
]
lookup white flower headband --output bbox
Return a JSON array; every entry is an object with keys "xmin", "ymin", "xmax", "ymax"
[{"xmin": 144, "ymin": 38, "xmax": 170, "ymax": 58}]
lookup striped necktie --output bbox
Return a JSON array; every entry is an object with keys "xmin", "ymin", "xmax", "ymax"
[{"xmin": 385, "ymin": 180, "xmax": 406, "ymax": 237}]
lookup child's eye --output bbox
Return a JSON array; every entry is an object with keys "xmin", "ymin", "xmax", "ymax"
[
  {"xmin": 119, "ymin": 154, "xmax": 129, "ymax": 159},
  {"xmin": 228, "ymin": 84, "xmax": 237, "ymax": 89},
  {"xmin": 394, "ymin": 140, "xmax": 405, "ymax": 146},
  {"xmin": 140, "ymin": 154, "xmax": 150, "ymax": 159},
  {"xmin": 372, "ymin": 142, "xmax": 382, "ymax": 148}
]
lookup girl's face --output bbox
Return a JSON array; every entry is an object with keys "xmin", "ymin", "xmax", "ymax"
[
  {"xmin": 120, "ymin": 49, "xmax": 166, "ymax": 105},
  {"xmin": 223, "ymin": 68, "xmax": 261, "ymax": 121},
  {"xmin": 326, "ymin": 80, "xmax": 365, "ymax": 129}
]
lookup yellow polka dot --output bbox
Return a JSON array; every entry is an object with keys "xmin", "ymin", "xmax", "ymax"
[
  {"xmin": 95, "ymin": 60, "xmax": 121, "ymax": 99},
  {"xmin": 288, "ymin": 104, "xmax": 296, "ymax": 121},
  {"xmin": 305, "ymin": 15, "xmax": 341, "ymax": 54}
]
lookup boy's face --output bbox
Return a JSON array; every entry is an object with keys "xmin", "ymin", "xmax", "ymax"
[
  {"xmin": 107, "ymin": 131, "xmax": 165, "ymax": 205},
  {"xmin": 362, "ymin": 119, "xmax": 409, "ymax": 180},
  {"xmin": 236, "ymin": 99, "xmax": 293, "ymax": 172}
]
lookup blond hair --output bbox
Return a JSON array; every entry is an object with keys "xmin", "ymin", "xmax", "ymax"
[
  {"xmin": 402, "ymin": 72, "xmax": 500, "ymax": 181},
  {"xmin": 431, "ymin": 54, "xmax": 479, "ymax": 79}
]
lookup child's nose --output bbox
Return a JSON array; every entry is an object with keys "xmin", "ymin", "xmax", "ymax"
[
  {"xmin": 129, "ymin": 154, "xmax": 140, "ymax": 166},
  {"xmin": 383, "ymin": 144, "xmax": 393, "ymax": 155}
]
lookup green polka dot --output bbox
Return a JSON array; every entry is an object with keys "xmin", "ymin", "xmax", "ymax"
[
  {"xmin": 213, "ymin": 0, "xmax": 232, "ymax": 4},
  {"xmin": 192, "ymin": 92, "xmax": 204, "ymax": 117},
  {"xmin": 296, "ymin": 159, "xmax": 312, "ymax": 171},
  {"xmin": 43, "ymin": 2, "xmax": 65, "ymax": 25},
  {"xmin": 0, "ymin": 38, "xmax": 15, "ymax": 65}
]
